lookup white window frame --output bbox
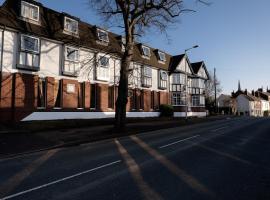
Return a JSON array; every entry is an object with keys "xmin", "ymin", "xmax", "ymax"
[
  {"xmin": 21, "ymin": 34, "xmax": 40, "ymax": 54},
  {"xmin": 158, "ymin": 51, "xmax": 166, "ymax": 62},
  {"xmin": 141, "ymin": 45, "xmax": 151, "ymax": 58},
  {"xmin": 142, "ymin": 65, "xmax": 152, "ymax": 87},
  {"xmin": 97, "ymin": 29, "xmax": 109, "ymax": 43},
  {"xmin": 64, "ymin": 16, "xmax": 79, "ymax": 35},
  {"xmin": 99, "ymin": 56, "xmax": 110, "ymax": 68},
  {"xmin": 171, "ymin": 92, "xmax": 186, "ymax": 106},
  {"xmin": 21, "ymin": 1, "xmax": 39, "ymax": 22},
  {"xmin": 65, "ymin": 46, "xmax": 79, "ymax": 62},
  {"xmin": 159, "ymin": 70, "xmax": 167, "ymax": 89},
  {"xmin": 96, "ymin": 55, "xmax": 110, "ymax": 81}
]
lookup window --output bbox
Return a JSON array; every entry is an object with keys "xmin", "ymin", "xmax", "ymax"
[
  {"xmin": 142, "ymin": 66, "xmax": 152, "ymax": 87},
  {"xmin": 158, "ymin": 51, "xmax": 166, "ymax": 62},
  {"xmin": 141, "ymin": 45, "xmax": 151, "ymax": 58},
  {"xmin": 171, "ymin": 92, "xmax": 186, "ymax": 106},
  {"xmin": 200, "ymin": 96, "xmax": 205, "ymax": 106},
  {"xmin": 21, "ymin": 1, "xmax": 39, "ymax": 22},
  {"xmin": 66, "ymin": 47, "xmax": 79, "ymax": 62},
  {"xmin": 96, "ymin": 56, "xmax": 109, "ymax": 81},
  {"xmin": 97, "ymin": 29, "xmax": 109, "ymax": 43},
  {"xmin": 151, "ymin": 91, "xmax": 160, "ymax": 110},
  {"xmin": 63, "ymin": 46, "xmax": 79, "ymax": 76},
  {"xmin": 99, "ymin": 56, "xmax": 109, "ymax": 67},
  {"xmin": 37, "ymin": 78, "xmax": 46, "ymax": 108},
  {"xmin": 172, "ymin": 73, "xmax": 185, "ymax": 84},
  {"xmin": 64, "ymin": 17, "xmax": 79, "ymax": 34},
  {"xmin": 192, "ymin": 95, "xmax": 200, "ymax": 106},
  {"xmin": 131, "ymin": 90, "xmax": 144, "ymax": 110},
  {"xmin": 159, "ymin": 70, "xmax": 167, "ymax": 89},
  {"xmin": 19, "ymin": 35, "xmax": 40, "ymax": 70},
  {"xmin": 108, "ymin": 86, "xmax": 115, "ymax": 109}
]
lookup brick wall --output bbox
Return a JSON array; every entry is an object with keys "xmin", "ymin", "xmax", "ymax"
[
  {"xmin": 160, "ymin": 91, "xmax": 169, "ymax": 105},
  {"xmin": 62, "ymin": 79, "xmax": 78, "ymax": 109},
  {"xmin": 96, "ymin": 83, "xmax": 108, "ymax": 111}
]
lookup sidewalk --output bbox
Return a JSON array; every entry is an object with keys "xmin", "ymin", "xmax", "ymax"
[{"xmin": 0, "ymin": 116, "xmax": 230, "ymax": 159}]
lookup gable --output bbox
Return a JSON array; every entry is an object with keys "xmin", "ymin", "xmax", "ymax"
[
  {"xmin": 175, "ymin": 56, "xmax": 192, "ymax": 74},
  {"xmin": 197, "ymin": 66, "xmax": 208, "ymax": 79}
]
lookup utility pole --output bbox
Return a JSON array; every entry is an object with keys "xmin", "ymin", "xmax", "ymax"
[{"xmin": 214, "ymin": 67, "xmax": 217, "ymax": 113}]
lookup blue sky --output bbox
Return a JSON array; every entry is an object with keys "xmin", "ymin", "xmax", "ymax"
[{"xmin": 1, "ymin": 0, "xmax": 270, "ymax": 94}]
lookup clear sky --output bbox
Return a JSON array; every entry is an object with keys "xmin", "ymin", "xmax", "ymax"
[{"xmin": 1, "ymin": 0, "xmax": 270, "ymax": 94}]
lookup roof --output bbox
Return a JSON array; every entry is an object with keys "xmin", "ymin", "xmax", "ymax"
[
  {"xmin": 0, "ymin": 0, "xmax": 208, "ymax": 74},
  {"xmin": 169, "ymin": 54, "xmax": 185, "ymax": 72},
  {"xmin": 191, "ymin": 61, "xmax": 210, "ymax": 80}
]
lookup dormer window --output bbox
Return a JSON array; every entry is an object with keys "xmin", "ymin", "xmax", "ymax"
[
  {"xmin": 97, "ymin": 29, "xmax": 109, "ymax": 43},
  {"xmin": 64, "ymin": 17, "xmax": 79, "ymax": 35},
  {"xmin": 21, "ymin": 1, "xmax": 39, "ymax": 22},
  {"xmin": 141, "ymin": 45, "xmax": 151, "ymax": 58},
  {"xmin": 158, "ymin": 51, "xmax": 166, "ymax": 62}
]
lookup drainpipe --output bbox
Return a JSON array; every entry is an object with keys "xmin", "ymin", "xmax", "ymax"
[{"xmin": 0, "ymin": 26, "xmax": 6, "ymax": 101}]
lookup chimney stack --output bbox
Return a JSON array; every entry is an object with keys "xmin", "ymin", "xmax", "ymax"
[{"xmin": 244, "ymin": 89, "xmax": 248, "ymax": 95}]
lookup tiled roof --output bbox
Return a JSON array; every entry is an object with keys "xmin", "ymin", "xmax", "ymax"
[{"xmin": 0, "ymin": 0, "xmax": 207, "ymax": 74}]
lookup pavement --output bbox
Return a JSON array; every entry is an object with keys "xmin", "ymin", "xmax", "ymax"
[
  {"xmin": 0, "ymin": 116, "xmax": 227, "ymax": 159},
  {"xmin": 0, "ymin": 116, "xmax": 270, "ymax": 200}
]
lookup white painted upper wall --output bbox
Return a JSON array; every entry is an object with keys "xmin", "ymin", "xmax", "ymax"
[
  {"xmin": 176, "ymin": 57, "xmax": 192, "ymax": 74},
  {"xmin": 198, "ymin": 66, "xmax": 208, "ymax": 79}
]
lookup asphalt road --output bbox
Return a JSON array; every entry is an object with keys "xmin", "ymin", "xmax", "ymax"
[{"xmin": 0, "ymin": 117, "xmax": 270, "ymax": 200}]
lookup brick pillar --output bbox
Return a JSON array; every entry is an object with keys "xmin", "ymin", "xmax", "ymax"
[
  {"xmin": 84, "ymin": 81, "xmax": 91, "ymax": 109},
  {"xmin": 0, "ymin": 72, "xmax": 13, "ymax": 122},
  {"xmin": 13, "ymin": 73, "xmax": 38, "ymax": 121},
  {"xmin": 46, "ymin": 77, "xmax": 55, "ymax": 110},
  {"xmin": 96, "ymin": 83, "xmax": 108, "ymax": 111},
  {"xmin": 160, "ymin": 91, "xmax": 169, "ymax": 105},
  {"xmin": 143, "ymin": 89, "xmax": 151, "ymax": 112}
]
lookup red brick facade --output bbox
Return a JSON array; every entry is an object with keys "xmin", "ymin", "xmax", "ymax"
[{"xmin": 0, "ymin": 73, "xmax": 205, "ymax": 123}]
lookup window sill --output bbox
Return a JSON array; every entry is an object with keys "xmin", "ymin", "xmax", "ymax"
[
  {"xmin": 20, "ymin": 17, "xmax": 41, "ymax": 26},
  {"xmin": 96, "ymin": 40, "xmax": 109, "ymax": 46},
  {"xmin": 17, "ymin": 64, "xmax": 40, "ymax": 72},
  {"xmin": 62, "ymin": 71, "xmax": 79, "ymax": 77},
  {"xmin": 63, "ymin": 30, "xmax": 79, "ymax": 38},
  {"xmin": 37, "ymin": 107, "xmax": 46, "ymax": 110}
]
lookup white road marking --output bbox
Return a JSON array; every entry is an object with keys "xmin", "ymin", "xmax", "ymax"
[
  {"xmin": 159, "ymin": 135, "xmax": 200, "ymax": 149},
  {"xmin": 1, "ymin": 160, "xmax": 121, "ymax": 200},
  {"xmin": 211, "ymin": 126, "xmax": 228, "ymax": 132}
]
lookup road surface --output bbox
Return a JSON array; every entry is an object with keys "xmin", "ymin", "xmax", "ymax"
[{"xmin": 0, "ymin": 117, "xmax": 270, "ymax": 200}]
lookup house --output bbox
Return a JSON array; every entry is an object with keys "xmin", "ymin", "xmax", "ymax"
[
  {"xmin": 0, "ymin": 0, "xmax": 209, "ymax": 122},
  {"xmin": 254, "ymin": 88, "xmax": 270, "ymax": 116},
  {"xmin": 232, "ymin": 90, "xmax": 262, "ymax": 117}
]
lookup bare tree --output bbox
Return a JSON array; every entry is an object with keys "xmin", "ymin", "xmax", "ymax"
[
  {"xmin": 205, "ymin": 70, "xmax": 222, "ymax": 106},
  {"xmin": 88, "ymin": 0, "xmax": 207, "ymax": 129}
]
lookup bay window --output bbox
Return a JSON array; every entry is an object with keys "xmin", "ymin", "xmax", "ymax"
[
  {"xmin": 171, "ymin": 92, "xmax": 186, "ymax": 106},
  {"xmin": 159, "ymin": 70, "xmax": 167, "ymax": 89},
  {"xmin": 18, "ymin": 34, "xmax": 40, "ymax": 70},
  {"xmin": 96, "ymin": 56, "xmax": 109, "ymax": 81},
  {"xmin": 63, "ymin": 46, "xmax": 80, "ymax": 76}
]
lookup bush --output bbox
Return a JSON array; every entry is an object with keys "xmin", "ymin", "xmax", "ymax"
[
  {"xmin": 264, "ymin": 111, "xmax": 269, "ymax": 117},
  {"xmin": 159, "ymin": 104, "xmax": 174, "ymax": 117}
]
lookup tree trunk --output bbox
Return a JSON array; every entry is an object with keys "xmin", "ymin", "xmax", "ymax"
[
  {"xmin": 115, "ymin": 28, "xmax": 134, "ymax": 130},
  {"xmin": 115, "ymin": 51, "xmax": 132, "ymax": 129}
]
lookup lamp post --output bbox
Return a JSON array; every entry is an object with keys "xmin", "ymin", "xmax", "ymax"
[{"xmin": 184, "ymin": 45, "xmax": 199, "ymax": 121}]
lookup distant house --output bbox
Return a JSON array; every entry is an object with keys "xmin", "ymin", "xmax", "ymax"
[
  {"xmin": 232, "ymin": 90, "xmax": 262, "ymax": 117},
  {"xmin": 254, "ymin": 88, "xmax": 270, "ymax": 116}
]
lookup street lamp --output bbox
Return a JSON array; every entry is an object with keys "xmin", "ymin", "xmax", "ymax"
[{"xmin": 184, "ymin": 45, "xmax": 199, "ymax": 121}]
